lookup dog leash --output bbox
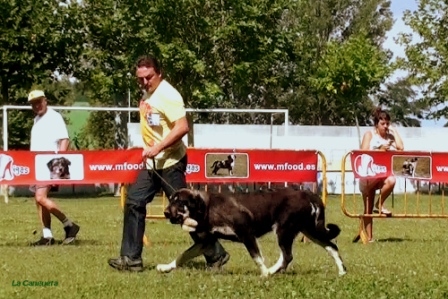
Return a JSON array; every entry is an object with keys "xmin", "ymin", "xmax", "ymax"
[{"xmin": 150, "ymin": 157, "xmax": 178, "ymax": 195}]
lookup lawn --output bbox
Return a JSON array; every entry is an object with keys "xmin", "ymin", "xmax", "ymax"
[{"xmin": 1, "ymin": 194, "xmax": 448, "ymax": 299}]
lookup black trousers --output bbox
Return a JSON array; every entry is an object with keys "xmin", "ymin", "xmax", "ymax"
[{"xmin": 120, "ymin": 155, "xmax": 227, "ymax": 262}]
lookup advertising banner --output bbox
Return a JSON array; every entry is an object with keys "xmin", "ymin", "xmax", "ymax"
[
  {"xmin": 187, "ymin": 149, "xmax": 318, "ymax": 183},
  {"xmin": 350, "ymin": 150, "xmax": 448, "ymax": 183},
  {"xmin": 0, "ymin": 149, "xmax": 319, "ymax": 185}
]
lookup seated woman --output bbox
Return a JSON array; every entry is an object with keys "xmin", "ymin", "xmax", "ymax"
[{"xmin": 359, "ymin": 107, "xmax": 404, "ymax": 242}]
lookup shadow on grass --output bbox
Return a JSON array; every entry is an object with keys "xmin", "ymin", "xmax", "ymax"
[
  {"xmin": 0, "ymin": 238, "xmax": 107, "ymax": 247},
  {"xmin": 376, "ymin": 237, "xmax": 410, "ymax": 242},
  {"xmin": 377, "ymin": 237, "xmax": 448, "ymax": 243},
  {"xmin": 170, "ymin": 264, "xmax": 326, "ymax": 276}
]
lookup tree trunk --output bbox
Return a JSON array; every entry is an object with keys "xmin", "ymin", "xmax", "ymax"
[{"xmin": 185, "ymin": 112, "xmax": 194, "ymax": 147}]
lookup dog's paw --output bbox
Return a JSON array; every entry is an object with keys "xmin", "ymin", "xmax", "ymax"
[
  {"xmin": 339, "ymin": 267, "xmax": 347, "ymax": 277},
  {"xmin": 156, "ymin": 263, "xmax": 175, "ymax": 273},
  {"xmin": 181, "ymin": 224, "xmax": 196, "ymax": 232},
  {"xmin": 260, "ymin": 269, "xmax": 271, "ymax": 278},
  {"xmin": 181, "ymin": 218, "xmax": 198, "ymax": 232}
]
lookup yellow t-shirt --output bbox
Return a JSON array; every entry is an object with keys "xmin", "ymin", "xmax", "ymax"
[{"xmin": 139, "ymin": 80, "xmax": 187, "ymax": 169}]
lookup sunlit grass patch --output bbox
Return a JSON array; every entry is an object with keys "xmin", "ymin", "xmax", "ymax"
[{"xmin": 1, "ymin": 194, "xmax": 448, "ymax": 298}]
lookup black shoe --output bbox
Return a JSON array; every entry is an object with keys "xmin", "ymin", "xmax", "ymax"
[
  {"xmin": 108, "ymin": 256, "xmax": 144, "ymax": 272},
  {"xmin": 63, "ymin": 223, "xmax": 80, "ymax": 245},
  {"xmin": 206, "ymin": 252, "xmax": 230, "ymax": 270},
  {"xmin": 30, "ymin": 237, "xmax": 55, "ymax": 246}
]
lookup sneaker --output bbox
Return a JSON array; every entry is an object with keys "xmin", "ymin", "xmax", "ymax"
[
  {"xmin": 372, "ymin": 207, "xmax": 392, "ymax": 216},
  {"xmin": 30, "ymin": 237, "xmax": 55, "ymax": 246},
  {"xmin": 206, "ymin": 252, "xmax": 230, "ymax": 270},
  {"xmin": 108, "ymin": 256, "xmax": 144, "ymax": 272},
  {"xmin": 63, "ymin": 223, "xmax": 80, "ymax": 245}
]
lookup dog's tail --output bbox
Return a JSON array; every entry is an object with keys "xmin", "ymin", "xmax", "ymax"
[
  {"xmin": 314, "ymin": 208, "xmax": 341, "ymax": 240},
  {"xmin": 314, "ymin": 220, "xmax": 341, "ymax": 240},
  {"xmin": 211, "ymin": 161, "xmax": 218, "ymax": 168},
  {"xmin": 325, "ymin": 223, "xmax": 341, "ymax": 240}
]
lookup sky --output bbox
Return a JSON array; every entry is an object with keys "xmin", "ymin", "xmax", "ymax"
[{"xmin": 384, "ymin": 0, "xmax": 447, "ymax": 127}]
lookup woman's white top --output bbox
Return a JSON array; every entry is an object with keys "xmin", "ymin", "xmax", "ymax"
[{"xmin": 369, "ymin": 129, "xmax": 396, "ymax": 151}]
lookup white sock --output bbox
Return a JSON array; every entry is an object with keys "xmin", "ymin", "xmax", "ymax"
[
  {"xmin": 43, "ymin": 228, "xmax": 53, "ymax": 239},
  {"xmin": 62, "ymin": 218, "xmax": 72, "ymax": 227}
]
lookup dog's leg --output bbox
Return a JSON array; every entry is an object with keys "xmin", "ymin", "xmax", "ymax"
[
  {"xmin": 268, "ymin": 229, "xmax": 295, "ymax": 275},
  {"xmin": 325, "ymin": 245, "xmax": 346, "ymax": 276},
  {"xmin": 303, "ymin": 233, "xmax": 347, "ymax": 276},
  {"xmin": 268, "ymin": 253, "xmax": 284, "ymax": 275},
  {"xmin": 241, "ymin": 236, "xmax": 269, "ymax": 277},
  {"xmin": 411, "ymin": 162, "xmax": 417, "ymax": 177},
  {"xmin": 156, "ymin": 242, "xmax": 205, "ymax": 273}
]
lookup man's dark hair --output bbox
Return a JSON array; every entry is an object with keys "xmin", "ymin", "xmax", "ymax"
[{"xmin": 136, "ymin": 55, "xmax": 161, "ymax": 74}]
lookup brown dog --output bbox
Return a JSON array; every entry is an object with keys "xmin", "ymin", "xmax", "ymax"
[{"xmin": 157, "ymin": 188, "xmax": 346, "ymax": 277}]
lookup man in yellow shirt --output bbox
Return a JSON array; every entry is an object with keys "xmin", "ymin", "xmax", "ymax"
[{"xmin": 109, "ymin": 56, "xmax": 229, "ymax": 272}]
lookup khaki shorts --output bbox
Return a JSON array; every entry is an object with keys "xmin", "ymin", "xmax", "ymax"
[{"xmin": 29, "ymin": 185, "xmax": 59, "ymax": 193}]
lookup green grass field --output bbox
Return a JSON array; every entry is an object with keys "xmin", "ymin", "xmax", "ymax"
[{"xmin": 2, "ymin": 194, "xmax": 448, "ymax": 299}]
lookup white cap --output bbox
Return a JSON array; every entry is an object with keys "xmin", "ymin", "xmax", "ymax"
[{"xmin": 28, "ymin": 90, "xmax": 46, "ymax": 102}]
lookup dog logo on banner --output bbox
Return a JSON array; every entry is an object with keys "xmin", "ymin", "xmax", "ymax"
[
  {"xmin": 353, "ymin": 154, "xmax": 386, "ymax": 177},
  {"xmin": 0, "ymin": 154, "xmax": 30, "ymax": 181}
]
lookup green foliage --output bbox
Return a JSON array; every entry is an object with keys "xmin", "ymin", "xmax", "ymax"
[
  {"xmin": 0, "ymin": 0, "xmax": 84, "ymax": 103},
  {"xmin": 282, "ymin": 0, "xmax": 394, "ymax": 125},
  {"xmin": 398, "ymin": 0, "xmax": 448, "ymax": 120},
  {"xmin": 376, "ymin": 78, "xmax": 425, "ymax": 127},
  {"xmin": 74, "ymin": 0, "xmax": 395, "ymax": 131},
  {"xmin": 4, "ymin": 0, "xmax": 439, "ymax": 148},
  {"xmin": 308, "ymin": 34, "xmax": 391, "ymax": 125},
  {"xmin": 0, "ymin": 0, "xmax": 84, "ymax": 149}
]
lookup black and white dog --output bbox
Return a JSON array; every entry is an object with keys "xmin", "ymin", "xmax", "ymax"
[
  {"xmin": 211, "ymin": 154, "xmax": 236, "ymax": 176},
  {"xmin": 47, "ymin": 157, "xmax": 71, "ymax": 180},
  {"xmin": 402, "ymin": 157, "xmax": 418, "ymax": 177},
  {"xmin": 157, "ymin": 188, "xmax": 346, "ymax": 277}
]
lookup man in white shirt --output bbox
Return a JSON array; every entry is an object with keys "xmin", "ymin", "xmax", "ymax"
[{"xmin": 28, "ymin": 90, "xmax": 80, "ymax": 246}]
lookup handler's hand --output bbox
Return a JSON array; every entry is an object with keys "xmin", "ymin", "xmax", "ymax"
[{"xmin": 142, "ymin": 145, "xmax": 162, "ymax": 159}]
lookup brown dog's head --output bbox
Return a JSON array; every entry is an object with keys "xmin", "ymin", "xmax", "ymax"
[
  {"xmin": 164, "ymin": 189, "xmax": 208, "ymax": 226},
  {"xmin": 47, "ymin": 157, "xmax": 71, "ymax": 179}
]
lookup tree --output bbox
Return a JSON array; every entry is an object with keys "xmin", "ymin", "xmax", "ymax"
[
  {"xmin": 76, "ymin": 0, "xmax": 302, "ymax": 148},
  {"xmin": 376, "ymin": 78, "xmax": 424, "ymax": 127},
  {"xmin": 398, "ymin": 0, "xmax": 448, "ymax": 121},
  {"xmin": 295, "ymin": 33, "xmax": 391, "ymax": 126},
  {"xmin": 0, "ymin": 0, "xmax": 84, "ymax": 148},
  {"xmin": 281, "ymin": 0, "xmax": 394, "ymax": 125},
  {"xmin": 1, "ymin": 0, "xmax": 400, "ymax": 149}
]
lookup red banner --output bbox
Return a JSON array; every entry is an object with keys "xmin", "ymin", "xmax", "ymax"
[
  {"xmin": 0, "ymin": 149, "xmax": 145, "ymax": 186},
  {"xmin": 187, "ymin": 149, "xmax": 318, "ymax": 183},
  {"xmin": 350, "ymin": 150, "xmax": 448, "ymax": 183},
  {"xmin": 0, "ymin": 149, "xmax": 318, "ymax": 185}
]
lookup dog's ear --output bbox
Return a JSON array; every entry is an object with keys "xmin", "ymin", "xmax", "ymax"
[
  {"xmin": 64, "ymin": 158, "xmax": 71, "ymax": 166},
  {"xmin": 189, "ymin": 190, "xmax": 207, "ymax": 218},
  {"xmin": 169, "ymin": 190, "xmax": 181, "ymax": 203},
  {"xmin": 169, "ymin": 188, "xmax": 192, "ymax": 203},
  {"xmin": 47, "ymin": 159, "xmax": 55, "ymax": 170}
]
